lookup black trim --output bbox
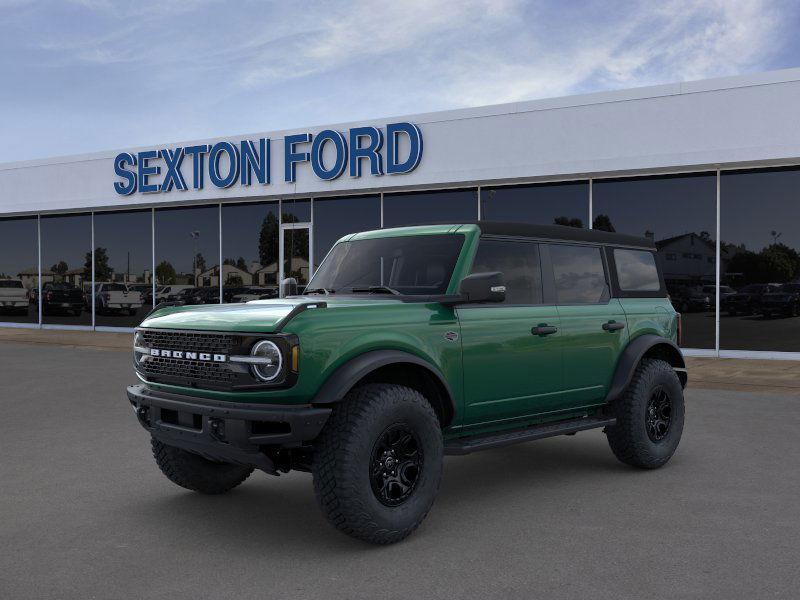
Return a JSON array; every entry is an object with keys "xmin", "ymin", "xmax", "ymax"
[
  {"xmin": 472, "ymin": 221, "xmax": 654, "ymax": 248},
  {"xmin": 444, "ymin": 415, "xmax": 616, "ymax": 455},
  {"xmin": 312, "ymin": 349, "xmax": 456, "ymax": 426},
  {"xmin": 127, "ymin": 384, "xmax": 331, "ymax": 472},
  {"xmin": 605, "ymin": 335, "xmax": 686, "ymax": 403},
  {"xmin": 272, "ymin": 301, "xmax": 328, "ymax": 330}
]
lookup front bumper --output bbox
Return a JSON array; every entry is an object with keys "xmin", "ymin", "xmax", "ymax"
[{"xmin": 127, "ymin": 384, "xmax": 331, "ymax": 473}]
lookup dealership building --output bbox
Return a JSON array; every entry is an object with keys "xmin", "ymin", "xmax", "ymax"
[{"xmin": 2, "ymin": 68, "xmax": 800, "ymax": 359}]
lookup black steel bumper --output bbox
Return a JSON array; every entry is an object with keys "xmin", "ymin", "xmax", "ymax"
[{"xmin": 127, "ymin": 384, "xmax": 331, "ymax": 473}]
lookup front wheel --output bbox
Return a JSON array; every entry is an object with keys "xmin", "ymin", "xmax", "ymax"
[
  {"xmin": 605, "ymin": 358, "xmax": 685, "ymax": 469},
  {"xmin": 312, "ymin": 383, "xmax": 443, "ymax": 544},
  {"xmin": 151, "ymin": 438, "xmax": 253, "ymax": 494}
]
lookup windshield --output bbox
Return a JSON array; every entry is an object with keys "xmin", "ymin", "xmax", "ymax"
[{"xmin": 308, "ymin": 234, "xmax": 465, "ymax": 295}]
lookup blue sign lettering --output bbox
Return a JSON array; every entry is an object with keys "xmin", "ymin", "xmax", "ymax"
[{"xmin": 113, "ymin": 123, "xmax": 422, "ymax": 195}]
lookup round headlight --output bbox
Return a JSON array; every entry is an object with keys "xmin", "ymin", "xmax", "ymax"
[
  {"xmin": 133, "ymin": 331, "xmax": 146, "ymax": 365},
  {"xmin": 251, "ymin": 340, "xmax": 282, "ymax": 382}
]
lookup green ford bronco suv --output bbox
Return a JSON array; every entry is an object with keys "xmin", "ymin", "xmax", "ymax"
[{"xmin": 128, "ymin": 222, "xmax": 687, "ymax": 544}]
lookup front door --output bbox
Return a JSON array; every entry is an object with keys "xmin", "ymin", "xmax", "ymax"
[
  {"xmin": 279, "ymin": 222, "xmax": 312, "ymax": 296},
  {"xmin": 458, "ymin": 238, "xmax": 563, "ymax": 428}
]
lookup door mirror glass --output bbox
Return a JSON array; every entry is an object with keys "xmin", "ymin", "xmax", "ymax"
[
  {"xmin": 458, "ymin": 272, "xmax": 506, "ymax": 303},
  {"xmin": 281, "ymin": 277, "xmax": 298, "ymax": 297}
]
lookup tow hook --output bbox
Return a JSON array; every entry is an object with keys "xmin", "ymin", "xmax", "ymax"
[
  {"xmin": 209, "ymin": 417, "xmax": 226, "ymax": 442},
  {"xmin": 135, "ymin": 405, "xmax": 150, "ymax": 427}
]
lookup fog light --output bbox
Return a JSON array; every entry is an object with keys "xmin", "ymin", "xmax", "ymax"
[{"xmin": 250, "ymin": 340, "xmax": 282, "ymax": 382}]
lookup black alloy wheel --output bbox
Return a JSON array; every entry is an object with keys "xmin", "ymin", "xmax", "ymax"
[
  {"xmin": 369, "ymin": 423, "xmax": 423, "ymax": 506},
  {"xmin": 645, "ymin": 386, "xmax": 672, "ymax": 442}
]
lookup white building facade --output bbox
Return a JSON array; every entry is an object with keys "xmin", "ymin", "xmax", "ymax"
[{"xmin": 2, "ymin": 68, "xmax": 800, "ymax": 359}]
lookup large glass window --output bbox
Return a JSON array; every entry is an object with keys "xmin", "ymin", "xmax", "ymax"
[
  {"xmin": 40, "ymin": 214, "xmax": 92, "ymax": 325},
  {"xmin": 471, "ymin": 239, "xmax": 542, "ymax": 304},
  {"xmin": 720, "ymin": 168, "xmax": 800, "ymax": 352},
  {"xmin": 154, "ymin": 206, "xmax": 219, "ymax": 307},
  {"xmin": 93, "ymin": 210, "xmax": 153, "ymax": 328},
  {"xmin": 313, "ymin": 195, "xmax": 380, "ymax": 268},
  {"xmin": 593, "ymin": 173, "xmax": 717, "ymax": 348},
  {"xmin": 0, "ymin": 217, "xmax": 39, "ymax": 324},
  {"xmin": 481, "ymin": 182, "xmax": 589, "ymax": 227},
  {"xmin": 383, "ymin": 189, "xmax": 477, "ymax": 228},
  {"xmin": 221, "ymin": 202, "xmax": 279, "ymax": 303}
]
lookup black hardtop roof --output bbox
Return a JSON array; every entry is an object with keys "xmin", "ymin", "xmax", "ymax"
[{"xmin": 473, "ymin": 221, "xmax": 655, "ymax": 249}]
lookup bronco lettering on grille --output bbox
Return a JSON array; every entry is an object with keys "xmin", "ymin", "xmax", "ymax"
[{"xmin": 149, "ymin": 348, "xmax": 227, "ymax": 362}]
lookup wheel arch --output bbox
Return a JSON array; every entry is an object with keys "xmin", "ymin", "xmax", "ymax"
[
  {"xmin": 312, "ymin": 349, "xmax": 456, "ymax": 427},
  {"xmin": 606, "ymin": 334, "xmax": 687, "ymax": 404}
]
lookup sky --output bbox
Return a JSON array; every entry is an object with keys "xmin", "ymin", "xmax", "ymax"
[{"xmin": 1, "ymin": 0, "xmax": 799, "ymax": 163}]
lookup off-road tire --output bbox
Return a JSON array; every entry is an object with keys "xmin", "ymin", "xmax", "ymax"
[
  {"xmin": 312, "ymin": 383, "xmax": 443, "ymax": 544},
  {"xmin": 151, "ymin": 438, "xmax": 253, "ymax": 494},
  {"xmin": 605, "ymin": 358, "xmax": 684, "ymax": 469}
]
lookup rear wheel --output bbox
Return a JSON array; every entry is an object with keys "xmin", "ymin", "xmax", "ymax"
[
  {"xmin": 605, "ymin": 358, "xmax": 684, "ymax": 469},
  {"xmin": 151, "ymin": 438, "xmax": 253, "ymax": 494},
  {"xmin": 312, "ymin": 383, "xmax": 443, "ymax": 544}
]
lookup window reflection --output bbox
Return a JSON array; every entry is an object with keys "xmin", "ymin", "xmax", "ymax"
[
  {"xmin": 0, "ymin": 217, "xmax": 39, "ymax": 324},
  {"xmin": 720, "ymin": 168, "xmax": 800, "ymax": 352},
  {"xmin": 155, "ymin": 206, "xmax": 219, "ymax": 306},
  {"xmin": 93, "ymin": 210, "xmax": 152, "ymax": 327},
  {"xmin": 593, "ymin": 174, "xmax": 717, "ymax": 348},
  {"xmin": 313, "ymin": 195, "xmax": 380, "ymax": 268},
  {"xmin": 383, "ymin": 189, "xmax": 477, "ymax": 227},
  {"xmin": 40, "ymin": 214, "xmax": 92, "ymax": 325},
  {"xmin": 481, "ymin": 182, "xmax": 589, "ymax": 227},
  {"xmin": 221, "ymin": 202, "xmax": 279, "ymax": 302}
]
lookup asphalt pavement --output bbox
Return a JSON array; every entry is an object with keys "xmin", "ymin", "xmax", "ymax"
[{"xmin": 1, "ymin": 342, "xmax": 798, "ymax": 600}]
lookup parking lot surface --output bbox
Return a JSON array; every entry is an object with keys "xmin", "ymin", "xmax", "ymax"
[{"xmin": 1, "ymin": 342, "xmax": 798, "ymax": 600}]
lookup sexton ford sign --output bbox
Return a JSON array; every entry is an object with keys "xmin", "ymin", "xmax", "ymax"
[{"xmin": 112, "ymin": 122, "xmax": 423, "ymax": 196}]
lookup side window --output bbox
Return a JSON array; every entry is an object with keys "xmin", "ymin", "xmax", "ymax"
[
  {"xmin": 470, "ymin": 238, "xmax": 542, "ymax": 304},
  {"xmin": 614, "ymin": 249, "xmax": 661, "ymax": 292},
  {"xmin": 550, "ymin": 244, "xmax": 608, "ymax": 304}
]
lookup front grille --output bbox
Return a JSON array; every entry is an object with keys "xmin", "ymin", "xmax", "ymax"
[
  {"xmin": 138, "ymin": 329, "xmax": 241, "ymax": 389},
  {"xmin": 139, "ymin": 330, "xmax": 237, "ymax": 354}
]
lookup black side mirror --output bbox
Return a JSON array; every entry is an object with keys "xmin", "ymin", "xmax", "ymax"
[
  {"xmin": 281, "ymin": 277, "xmax": 298, "ymax": 297},
  {"xmin": 458, "ymin": 272, "xmax": 506, "ymax": 304}
]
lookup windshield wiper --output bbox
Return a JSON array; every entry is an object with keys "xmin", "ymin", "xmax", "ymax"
[
  {"xmin": 350, "ymin": 285, "xmax": 401, "ymax": 295},
  {"xmin": 304, "ymin": 287, "xmax": 335, "ymax": 295}
]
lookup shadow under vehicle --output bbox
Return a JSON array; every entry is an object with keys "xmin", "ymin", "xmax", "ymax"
[
  {"xmin": 40, "ymin": 282, "xmax": 84, "ymax": 316},
  {"xmin": 668, "ymin": 285, "xmax": 711, "ymax": 313},
  {"xmin": 722, "ymin": 283, "xmax": 781, "ymax": 316},
  {"xmin": 760, "ymin": 283, "xmax": 800, "ymax": 318},
  {"xmin": 0, "ymin": 279, "xmax": 30, "ymax": 315}
]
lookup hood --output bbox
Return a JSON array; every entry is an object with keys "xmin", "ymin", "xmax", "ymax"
[{"xmin": 140, "ymin": 295, "xmax": 406, "ymax": 332}]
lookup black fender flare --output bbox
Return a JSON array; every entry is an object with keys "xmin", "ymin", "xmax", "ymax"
[
  {"xmin": 605, "ymin": 334, "xmax": 686, "ymax": 403},
  {"xmin": 312, "ymin": 349, "xmax": 457, "ymax": 426}
]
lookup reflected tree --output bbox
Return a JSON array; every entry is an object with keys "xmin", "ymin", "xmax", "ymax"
[
  {"xmin": 554, "ymin": 216, "xmax": 584, "ymax": 228},
  {"xmin": 592, "ymin": 214, "xmax": 616, "ymax": 232},
  {"xmin": 156, "ymin": 261, "xmax": 177, "ymax": 285}
]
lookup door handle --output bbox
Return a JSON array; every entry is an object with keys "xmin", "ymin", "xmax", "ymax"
[
  {"xmin": 532, "ymin": 325, "xmax": 558, "ymax": 336},
  {"xmin": 602, "ymin": 321, "xmax": 625, "ymax": 332}
]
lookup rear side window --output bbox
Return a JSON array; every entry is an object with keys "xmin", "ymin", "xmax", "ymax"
[
  {"xmin": 550, "ymin": 244, "xmax": 608, "ymax": 304},
  {"xmin": 471, "ymin": 239, "xmax": 542, "ymax": 304},
  {"xmin": 614, "ymin": 249, "xmax": 660, "ymax": 292}
]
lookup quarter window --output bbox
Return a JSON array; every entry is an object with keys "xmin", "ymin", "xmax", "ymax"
[
  {"xmin": 550, "ymin": 245, "xmax": 608, "ymax": 304},
  {"xmin": 614, "ymin": 249, "xmax": 660, "ymax": 291},
  {"xmin": 470, "ymin": 239, "xmax": 542, "ymax": 304}
]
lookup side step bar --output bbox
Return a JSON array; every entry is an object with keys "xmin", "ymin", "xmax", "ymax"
[{"xmin": 444, "ymin": 416, "xmax": 616, "ymax": 455}]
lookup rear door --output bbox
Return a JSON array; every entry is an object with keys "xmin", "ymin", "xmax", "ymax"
[
  {"xmin": 458, "ymin": 237, "xmax": 563, "ymax": 427},
  {"xmin": 544, "ymin": 243, "xmax": 628, "ymax": 409}
]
